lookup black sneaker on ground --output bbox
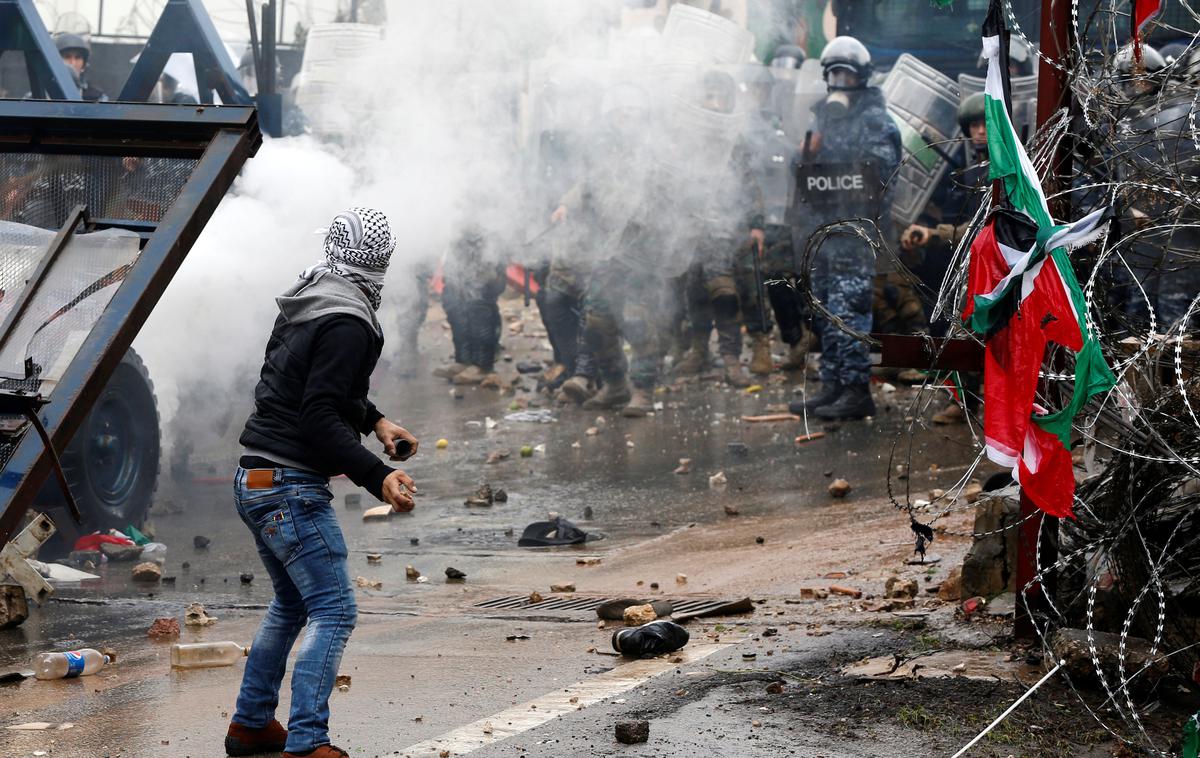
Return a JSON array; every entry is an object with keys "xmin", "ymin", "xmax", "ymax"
[
  {"xmin": 788, "ymin": 382, "xmax": 843, "ymax": 415},
  {"xmin": 612, "ymin": 620, "xmax": 690, "ymax": 657},
  {"xmin": 814, "ymin": 384, "xmax": 875, "ymax": 420}
]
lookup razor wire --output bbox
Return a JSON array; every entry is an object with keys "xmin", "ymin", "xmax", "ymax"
[{"xmin": 788, "ymin": 0, "xmax": 1200, "ymax": 752}]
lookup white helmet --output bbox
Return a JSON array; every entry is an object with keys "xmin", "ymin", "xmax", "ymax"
[{"xmin": 819, "ymin": 36, "xmax": 872, "ymax": 86}]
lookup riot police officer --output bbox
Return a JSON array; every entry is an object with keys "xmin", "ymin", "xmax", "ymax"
[
  {"xmin": 788, "ymin": 36, "xmax": 901, "ymax": 420},
  {"xmin": 54, "ymin": 33, "xmax": 107, "ymax": 102},
  {"xmin": 435, "ymin": 226, "xmax": 507, "ymax": 388}
]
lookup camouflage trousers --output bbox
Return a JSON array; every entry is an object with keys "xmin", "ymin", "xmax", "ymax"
[
  {"xmin": 535, "ymin": 259, "xmax": 595, "ymax": 379},
  {"xmin": 443, "ymin": 265, "xmax": 506, "ymax": 371},
  {"xmin": 685, "ymin": 236, "xmax": 768, "ymax": 358},
  {"xmin": 582, "ymin": 258, "xmax": 672, "ymax": 389},
  {"xmin": 812, "ymin": 237, "xmax": 873, "ymax": 387},
  {"xmin": 872, "ymin": 271, "xmax": 928, "ymax": 335}
]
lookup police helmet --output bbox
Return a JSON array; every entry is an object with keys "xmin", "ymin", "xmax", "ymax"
[
  {"xmin": 701, "ymin": 69, "xmax": 738, "ymax": 113},
  {"xmin": 957, "ymin": 92, "xmax": 986, "ymax": 135},
  {"xmin": 1114, "ymin": 43, "xmax": 1166, "ymax": 74},
  {"xmin": 819, "ymin": 36, "xmax": 871, "ymax": 87},
  {"xmin": 769, "ymin": 44, "xmax": 806, "ymax": 70},
  {"xmin": 54, "ymin": 32, "xmax": 91, "ymax": 62},
  {"xmin": 1157, "ymin": 41, "xmax": 1188, "ymax": 65}
]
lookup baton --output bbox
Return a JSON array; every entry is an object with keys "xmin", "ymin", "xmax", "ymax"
[{"xmin": 750, "ymin": 235, "xmax": 769, "ymax": 333}]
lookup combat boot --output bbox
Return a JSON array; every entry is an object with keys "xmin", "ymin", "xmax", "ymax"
[
  {"xmin": 722, "ymin": 354, "xmax": 752, "ymax": 387},
  {"xmin": 815, "ymin": 383, "xmax": 876, "ymax": 420},
  {"xmin": 787, "ymin": 382, "xmax": 843, "ymax": 415},
  {"xmin": 622, "ymin": 388, "xmax": 654, "ymax": 418},
  {"xmin": 556, "ymin": 375, "xmax": 595, "ymax": 405},
  {"xmin": 433, "ymin": 362, "xmax": 467, "ymax": 379},
  {"xmin": 779, "ymin": 342, "xmax": 807, "ymax": 371},
  {"xmin": 931, "ymin": 402, "xmax": 965, "ymax": 424},
  {"xmin": 672, "ymin": 334, "xmax": 710, "ymax": 377},
  {"xmin": 451, "ymin": 365, "xmax": 484, "ymax": 385},
  {"xmin": 749, "ymin": 333, "xmax": 773, "ymax": 375},
  {"xmin": 582, "ymin": 378, "xmax": 632, "ymax": 410}
]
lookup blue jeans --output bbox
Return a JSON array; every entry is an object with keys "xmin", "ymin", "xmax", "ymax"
[{"xmin": 231, "ymin": 467, "xmax": 357, "ymax": 753}]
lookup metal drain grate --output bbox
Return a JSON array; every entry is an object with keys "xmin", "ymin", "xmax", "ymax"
[{"xmin": 473, "ymin": 595, "xmax": 750, "ymax": 620}]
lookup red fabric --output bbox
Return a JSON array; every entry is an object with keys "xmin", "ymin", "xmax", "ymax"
[
  {"xmin": 73, "ymin": 533, "xmax": 134, "ymax": 552},
  {"xmin": 961, "ymin": 220, "xmax": 1005, "ymax": 324},
  {"xmin": 969, "ymin": 224, "xmax": 1083, "ymax": 518},
  {"xmin": 1017, "ymin": 419, "xmax": 1077, "ymax": 519}
]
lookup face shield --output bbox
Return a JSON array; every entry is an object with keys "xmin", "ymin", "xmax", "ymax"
[
  {"xmin": 824, "ymin": 66, "xmax": 860, "ymax": 91},
  {"xmin": 770, "ymin": 55, "xmax": 802, "ymax": 70}
]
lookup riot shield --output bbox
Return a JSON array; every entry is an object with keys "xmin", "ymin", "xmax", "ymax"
[
  {"xmin": 958, "ymin": 71, "xmax": 1038, "ymax": 143},
  {"xmin": 793, "ymin": 161, "xmax": 883, "ymax": 221},
  {"xmin": 882, "ymin": 53, "xmax": 962, "ymax": 226},
  {"xmin": 778, "ymin": 59, "xmax": 826, "ymax": 147},
  {"xmin": 659, "ymin": 4, "xmax": 754, "ymax": 66}
]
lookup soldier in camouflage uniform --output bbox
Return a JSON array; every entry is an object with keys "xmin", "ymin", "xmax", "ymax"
[
  {"xmin": 674, "ymin": 71, "xmax": 765, "ymax": 388},
  {"xmin": 435, "ymin": 226, "xmax": 507, "ymax": 388},
  {"xmin": 550, "ymin": 83, "xmax": 665, "ymax": 417},
  {"xmin": 788, "ymin": 36, "xmax": 901, "ymax": 420}
]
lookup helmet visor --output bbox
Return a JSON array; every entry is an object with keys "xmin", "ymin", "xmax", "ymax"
[
  {"xmin": 769, "ymin": 55, "xmax": 801, "ymax": 70},
  {"xmin": 825, "ymin": 67, "xmax": 860, "ymax": 89}
]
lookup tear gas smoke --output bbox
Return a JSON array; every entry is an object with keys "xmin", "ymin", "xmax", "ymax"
[{"xmin": 134, "ymin": 0, "xmax": 780, "ymax": 465}]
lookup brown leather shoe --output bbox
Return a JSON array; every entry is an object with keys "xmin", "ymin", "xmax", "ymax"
[
  {"xmin": 225, "ymin": 719, "xmax": 287, "ymax": 756},
  {"xmin": 282, "ymin": 745, "xmax": 349, "ymax": 758}
]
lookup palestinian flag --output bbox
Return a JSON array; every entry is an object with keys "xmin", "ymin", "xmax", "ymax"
[
  {"xmin": 961, "ymin": 0, "xmax": 1115, "ymax": 519},
  {"xmin": 1131, "ymin": 0, "xmax": 1164, "ymax": 63}
]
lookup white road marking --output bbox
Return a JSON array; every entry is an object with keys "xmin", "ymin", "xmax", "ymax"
[{"xmin": 398, "ymin": 640, "xmax": 738, "ymax": 757}]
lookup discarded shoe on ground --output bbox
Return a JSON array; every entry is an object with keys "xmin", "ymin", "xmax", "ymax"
[
  {"xmin": 612, "ymin": 620, "xmax": 690, "ymax": 657},
  {"xmin": 517, "ymin": 516, "xmax": 603, "ymax": 547},
  {"xmin": 596, "ymin": 599, "xmax": 675, "ymax": 621}
]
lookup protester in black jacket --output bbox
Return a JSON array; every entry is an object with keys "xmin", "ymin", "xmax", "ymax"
[{"xmin": 225, "ymin": 208, "xmax": 417, "ymax": 758}]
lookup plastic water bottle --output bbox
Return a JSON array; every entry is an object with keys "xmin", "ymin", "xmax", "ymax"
[
  {"xmin": 170, "ymin": 641, "xmax": 248, "ymax": 669},
  {"xmin": 35, "ymin": 649, "xmax": 110, "ymax": 679}
]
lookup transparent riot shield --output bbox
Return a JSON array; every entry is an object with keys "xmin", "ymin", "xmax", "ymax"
[
  {"xmin": 882, "ymin": 53, "xmax": 963, "ymax": 225},
  {"xmin": 659, "ymin": 4, "xmax": 754, "ymax": 65}
]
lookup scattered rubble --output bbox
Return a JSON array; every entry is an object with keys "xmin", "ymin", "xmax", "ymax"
[
  {"xmin": 829, "ymin": 585, "xmax": 862, "ymax": 599},
  {"xmin": 550, "ymin": 583, "xmax": 576, "ymax": 593},
  {"xmin": 675, "ymin": 574, "xmax": 687, "ymax": 585},
  {"xmin": 131, "ymin": 562, "xmax": 162, "ymax": 582},
  {"xmin": 354, "ymin": 576, "xmax": 382, "ymax": 590},
  {"xmin": 709, "ymin": 471, "xmax": 728, "ymax": 487},
  {"xmin": 192, "ymin": 535, "xmax": 210, "ymax": 550},
  {"xmin": 884, "ymin": 577, "xmax": 918, "ymax": 599},
  {"xmin": 486, "ymin": 449, "xmax": 512, "ymax": 465},
  {"xmin": 937, "ymin": 567, "xmax": 963, "ymax": 601},
  {"xmin": 362, "ymin": 505, "xmax": 392, "ymax": 521},
  {"xmin": 101, "ymin": 543, "xmax": 142, "ymax": 562},
  {"xmin": 576, "ymin": 557, "xmax": 601, "ymax": 566},
  {"xmin": 366, "ymin": 553, "xmax": 382, "ymax": 564},
  {"xmin": 406, "ymin": 565, "xmax": 422, "ymax": 581},
  {"xmin": 239, "ymin": 572, "xmax": 254, "ymax": 584},
  {"xmin": 723, "ymin": 503, "xmax": 740, "ymax": 516},
  {"xmin": 623, "ymin": 604, "xmax": 657, "ymax": 626},
  {"xmin": 147, "ymin": 617, "xmax": 180, "ymax": 640},
  {"xmin": 673, "ymin": 458, "xmax": 692, "ymax": 474},
  {"xmin": 1052, "ymin": 628, "xmax": 1170, "ymax": 693},
  {"xmin": 0, "ymin": 586, "xmax": 29, "ymax": 629},
  {"xmin": 615, "ymin": 721, "xmax": 649, "ymax": 744},
  {"xmin": 465, "ymin": 484, "xmax": 495, "ymax": 507},
  {"xmin": 827, "ymin": 478, "xmax": 852, "ymax": 498},
  {"xmin": 528, "ymin": 591, "xmax": 544, "ymax": 604},
  {"xmin": 184, "ymin": 603, "xmax": 217, "ymax": 627},
  {"xmin": 445, "ymin": 567, "xmax": 467, "ymax": 582}
]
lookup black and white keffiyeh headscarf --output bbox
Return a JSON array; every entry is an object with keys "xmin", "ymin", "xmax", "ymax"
[{"xmin": 303, "ymin": 207, "xmax": 396, "ymax": 310}]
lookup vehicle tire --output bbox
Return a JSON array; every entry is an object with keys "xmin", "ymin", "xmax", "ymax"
[{"xmin": 37, "ymin": 348, "xmax": 160, "ymax": 551}]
